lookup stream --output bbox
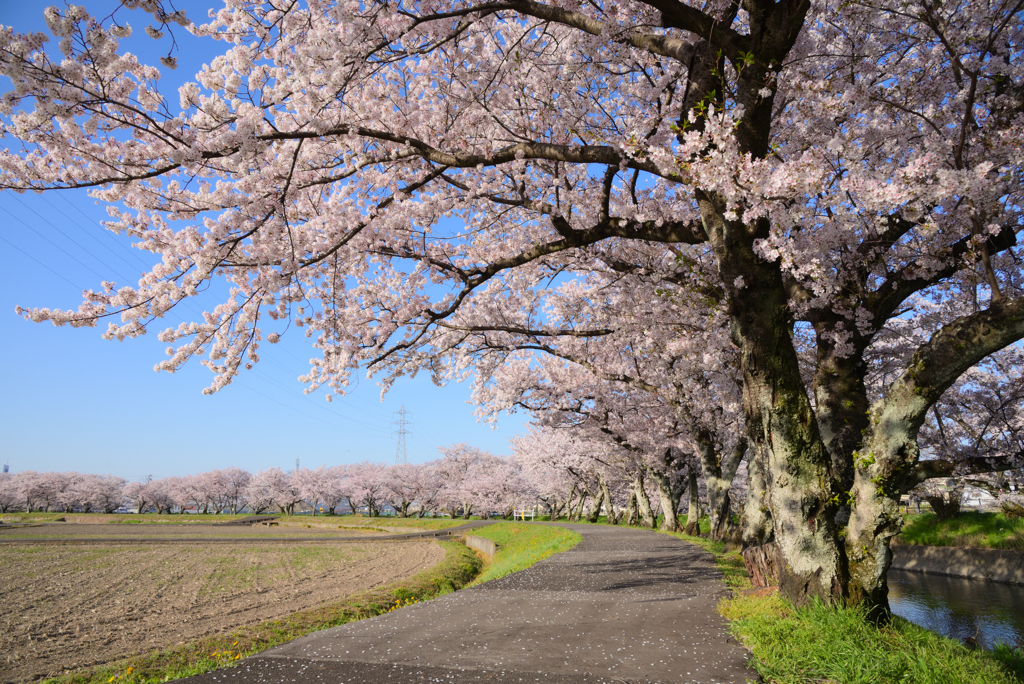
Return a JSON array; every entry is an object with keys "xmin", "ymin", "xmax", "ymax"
[{"xmin": 888, "ymin": 569, "xmax": 1024, "ymax": 650}]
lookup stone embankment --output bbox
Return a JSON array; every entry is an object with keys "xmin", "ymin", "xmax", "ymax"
[
  {"xmin": 464, "ymin": 533, "xmax": 498, "ymax": 557},
  {"xmin": 891, "ymin": 544, "xmax": 1024, "ymax": 585}
]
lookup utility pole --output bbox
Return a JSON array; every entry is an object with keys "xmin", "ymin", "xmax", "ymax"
[
  {"xmin": 295, "ymin": 458, "xmax": 300, "ymax": 472},
  {"xmin": 391, "ymin": 406, "xmax": 412, "ymax": 464}
]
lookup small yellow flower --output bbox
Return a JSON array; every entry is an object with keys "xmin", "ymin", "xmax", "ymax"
[
  {"xmin": 235, "ymin": 654, "xmax": 241, "ymax": 660},
  {"xmin": 108, "ymin": 677, "xmax": 116, "ymax": 683},
  {"xmin": 126, "ymin": 667, "xmax": 133, "ymax": 675},
  {"xmin": 233, "ymin": 641, "xmax": 239, "ymax": 646}
]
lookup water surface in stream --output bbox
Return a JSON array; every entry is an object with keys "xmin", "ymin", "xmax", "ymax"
[{"xmin": 888, "ymin": 569, "xmax": 1024, "ymax": 650}]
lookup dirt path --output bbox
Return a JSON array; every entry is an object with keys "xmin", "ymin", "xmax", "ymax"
[{"xmin": 0, "ymin": 539, "xmax": 444, "ymax": 683}]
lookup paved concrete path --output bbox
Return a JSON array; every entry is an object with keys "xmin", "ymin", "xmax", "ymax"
[{"xmin": 184, "ymin": 524, "xmax": 755, "ymax": 684}]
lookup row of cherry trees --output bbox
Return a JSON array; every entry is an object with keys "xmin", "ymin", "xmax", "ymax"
[
  {"xmin": 0, "ymin": 447, "xmax": 537, "ymax": 517},
  {"xmin": 2, "ymin": 0, "xmax": 1023, "ymax": 618},
  {"xmin": 1, "ymin": 436, "xmax": 733, "ymax": 521}
]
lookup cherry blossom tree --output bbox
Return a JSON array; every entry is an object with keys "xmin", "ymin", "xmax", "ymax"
[
  {"xmin": 382, "ymin": 462, "xmax": 443, "ymax": 517},
  {"xmin": 247, "ymin": 466, "xmax": 303, "ymax": 514},
  {"xmin": 243, "ymin": 469, "xmax": 279, "ymax": 514},
  {"xmin": 348, "ymin": 461, "xmax": 388, "ymax": 516},
  {"xmin": 0, "ymin": 472, "xmax": 19, "ymax": 512},
  {"xmin": 124, "ymin": 479, "xmax": 153, "ymax": 513},
  {"xmin": 292, "ymin": 465, "xmax": 335, "ymax": 514},
  {"xmin": 144, "ymin": 477, "xmax": 178, "ymax": 513},
  {"xmin": 2, "ymin": 0, "xmax": 1022, "ymax": 616},
  {"xmin": 72, "ymin": 474, "xmax": 127, "ymax": 513},
  {"xmin": 213, "ymin": 467, "xmax": 252, "ymax": 514}
]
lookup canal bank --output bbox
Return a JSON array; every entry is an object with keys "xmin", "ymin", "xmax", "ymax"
[{"xmin": 891, "ymin": 544, "xmax": 1024, "ymax": 585}]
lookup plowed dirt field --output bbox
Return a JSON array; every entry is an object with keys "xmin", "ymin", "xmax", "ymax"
[{"xmin": 0, "ymin": 525, "xmax": 444, "ymax": 683}]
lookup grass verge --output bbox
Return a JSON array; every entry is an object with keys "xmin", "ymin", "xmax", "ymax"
[
  {"xmin": 466, "ymin": 522, "xmax": 582, "ymax": 585},
  {"xmin": 896, "ymin": 511, "xmax": 1024, "ymax": 550},
  {"xmin": 284, "ymin": 516, "xmax": 467, "ymax": 530},
  {"xmin": 654, "ymin": 518, "xmax": 1024, "ymax": 683},
  {"xmin": 42, "ymin": 540, "xmax": 481, "ymax": 684},
  {"xmin": 721, "ymin": 593, "xmax": 1024, "ymax": 683}
]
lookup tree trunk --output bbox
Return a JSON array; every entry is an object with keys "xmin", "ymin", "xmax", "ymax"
[
  {"xmin": 569, "ymin": 490, "xmax": 588, "ymax": 522},
  {"xmin": 740, "ymin": 454, "xmax": 773, "ymax": 547},
  {"xmin": 599, "ymin": 477, "xmax": 619, "ymax": 525},
  {"xmin": 844, "ymin": 298, "xmax": 1024, "ymax": 617},
  {"xmin": 624, "ymin": 489, "xmax": 638, "ymax": 526},
  {"xmin": 652, "ymin": 469, "xmax": 682, "ymax": 532},
  {"xmin": 696, "ymin": 431, "xmax": 746, "ymax": 541},
  {"xmin": 634, "ymin": 472, "xmax": 655, "ymax": 528},
  {"xmin": 924, "ymin": 490, "xmax": 963, "ymax": 520},
  {"xmin": 742, "ymin": 542, "xmax": 780, "ymax": 588},
  {"xmin": 701, "ymin": 197, "xmax": 845, "ymax": 606},
  {"xmin": 684, "ymin": 469, "xmax": 702, "ymax": 536}
]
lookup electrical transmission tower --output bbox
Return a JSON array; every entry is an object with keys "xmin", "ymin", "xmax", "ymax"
[{"xmin": 391, "ymin": 406, "xmax": 413, "ymax": 464}]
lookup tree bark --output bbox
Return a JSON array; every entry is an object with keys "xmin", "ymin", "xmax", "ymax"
[
  {"xmin": 634, "ymin": 472, "xmax": 656, "ymax": 528},
  {"xmin": 741, "ymin": 454, "xmax": 773, "ymax": 547},
  {"xmin": 742, "ymin": 542, "xmax": 780, "ymax": 588},
  {"xmin": 846, "ymin": 296, "xmax": 1024, "ymax": 618},
  {"xmin": 696, "ymin": 430, "xmax": 746, "ymax": 541},
  {"xmin": 598, "ymin": 476, "xmax": 618, "ymax": 524},
  {"xmin": 924, "ymin": 490, "xmax": 963, "ymax": 520},
  {"xmin": 569, "ymin": 490, "xmax": 588, "ymax": 522},
  {"xmin": 652, "ymin": 469, "xmax": 683, "ymax": 532},
  {"xmin": 684, "ymin": 469, "xmax": 702, "ymax": 536},
  {"xmin": 702, "ymin": 197, "xmax": 845, "ymax": 605}
]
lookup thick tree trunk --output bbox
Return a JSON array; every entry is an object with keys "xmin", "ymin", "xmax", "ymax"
[
  {"xmin": 741, "ymin": 454, "xmax": 773, "ymax": 547},
  {"xmin": 702, "ymin": 196, "xmax": 845, "ymax": 605},
  {"xmin": 684, "ymin": 469, "xmax": 702, "ymax": 536},
  {"xmin": 924, "ymin": 490, "xmax": 963, "ymax": 520},
  {"xmin": 599, "ymin": 477, "xmax": 619, "ymax": 524},
  {"xmin": 569, "ymin": 490, "xmax": 588, "ymax": 522},
  {"xmin": 652, "ymin": 469, "xmax": 683, "ymax": 532},
  {"xmin": 742, "ymin": 542, "xmax": 780, "ymax": 588},
  {"xmin": 634, "ymin": 472, "xmax": 656, "ymax": 528},
  {"xmin": 554, "ymin": 486, "xmax": 575, "ymax": 521},
  {"xmin": 696, "ymin": 431, "xmax": 747, "ymax": 541},
  {"xmin": 846, "ymin": 297, "xmax": 1024, "ymax": 617},
  {"xmin": 585, "ymin": 482, "xmax": 602, "ymax": 523}
]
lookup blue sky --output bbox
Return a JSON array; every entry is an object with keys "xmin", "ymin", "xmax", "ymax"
[{"xmin": 0, "ymin": 1, "xmax": 528, "ymax": 479}]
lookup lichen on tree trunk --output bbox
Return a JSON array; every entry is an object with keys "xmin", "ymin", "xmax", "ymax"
[
  {"xmin": 634, "ymin": 471, "xmax": 656, "ymax": 528},
  {"xmin": 652, "ymin": 468, "xmax": 682, "ymax": 532},
  {"xmin": 684, "ymin": 469, "xmax": 702, "ymax": 536}
]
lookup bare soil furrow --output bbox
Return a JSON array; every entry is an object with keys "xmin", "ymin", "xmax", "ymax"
[{"xmin": 0, "ymin": 538, "xmax": 443, "ymax": 683}]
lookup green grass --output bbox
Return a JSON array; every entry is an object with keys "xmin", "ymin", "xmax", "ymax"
[
  {"xmin": 467, "ymin": 522, "xmax": 582, "ymax": 585},
  {"xmin": 896, "ymin": 511, "xmax": 1024, "ymax": 550},
  {"xmin": 721, "ymin": 594, "xmax": 1024, "ymax": 683},
  {"xmin": 280, "ymin": 515, "xmax": 466, "ymax": 530},
  {"xmin": 0, "ymin": 512, "xmax": 68, "ymax": 523},
  {"xmin": 42, "ymin": 540, "xmax": 482, "ymax": 684}
]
